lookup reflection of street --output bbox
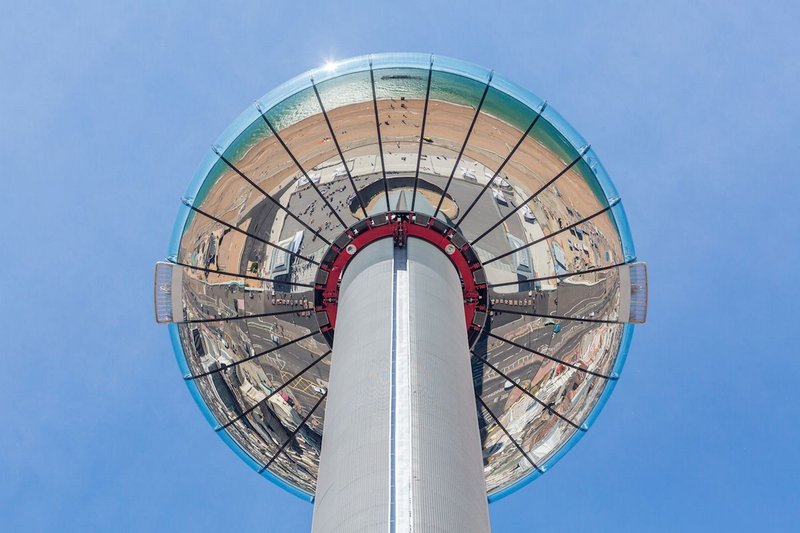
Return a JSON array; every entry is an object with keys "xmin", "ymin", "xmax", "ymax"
[
  {"xmin": 177, "ymin": 166, "xmax": 626, "ymax": 495},
  {"xmin": 170, "ymin": 92, "xmax": 636, "ymax": 498},
  {"xmin": 475, "ymin": 265, "xmax": 623, "ymax": 492},
  {"xmin": 180, "ymin": 316, "xmax": 329, "ymax": 494},
  {"xmin": 176, "ymin": 254, "xmax": 329, "ymax": 493}
]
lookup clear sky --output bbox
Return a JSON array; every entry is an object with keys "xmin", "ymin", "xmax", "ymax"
[{"xmin": 1, "ymin": 1, "xmax": 798, "ymax": 531}]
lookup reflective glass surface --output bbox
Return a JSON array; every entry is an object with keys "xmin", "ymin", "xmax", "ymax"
[{"xmin": 163, "ymin": 53, "xmax": 640, "ymax": 501}]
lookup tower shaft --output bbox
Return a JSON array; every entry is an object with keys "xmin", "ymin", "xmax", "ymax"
[{"xmin": 312, "ymin": 238, "xmax": 490, "ymax": 533}]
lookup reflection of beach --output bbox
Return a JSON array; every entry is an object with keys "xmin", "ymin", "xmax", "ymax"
[
  {"xmin": 187, "ymin": 98, "xmax": 621, "ymax": 264},
  {"xmin": 175, "ymin": 93, "xmax": 632, "ymax": 496}
]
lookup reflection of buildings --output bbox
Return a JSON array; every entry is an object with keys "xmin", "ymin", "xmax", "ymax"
[
  {"xmin": 266, "ymin": 230, "xmax": 304, "ymax": 293},
  {"xmin": 552, "ymin": 241, "xmax": 568, "ymax": 275},
  {"xmin": 157, "ymin": 54, "xmax": 647, "ymax": 533},
  {"xmin": 178, "ymin": 321, "xmax": 323, "ymax": 492},
  {"xmin": 268, "ymin": 230, "xmax": 304, "ymax": 277},
  {"xmin": 169, "ymin": 194, "xmax": 632, "ymax": 497},
  {"xmin": 296, "ymin": 172, "xmax": 321, "ymax": 190},
  {"xmin": 507, "ymin": 233, "xmax": 534, "ymax": 279}
]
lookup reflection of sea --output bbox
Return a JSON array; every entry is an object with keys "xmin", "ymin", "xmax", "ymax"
[{"xmin": 191, "ymin": 69, "xmax": 610, "ymax": 213}]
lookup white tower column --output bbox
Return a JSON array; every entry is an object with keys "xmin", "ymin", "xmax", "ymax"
[{"xmin": 312, "ymin": 238, "xmax": 490, "ymax": 533}]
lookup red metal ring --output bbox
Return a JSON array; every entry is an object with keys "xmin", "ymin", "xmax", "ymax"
[{"xmin": 313, "ymin": 212, "xmax": 488, "ymax": 348}]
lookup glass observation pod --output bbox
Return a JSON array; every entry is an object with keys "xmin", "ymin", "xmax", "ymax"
[{"xmin": 154, "ymin": 53, "xmax": 648, "ymax": 503}]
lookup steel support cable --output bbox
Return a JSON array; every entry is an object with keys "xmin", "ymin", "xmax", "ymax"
[
  {"xmin": 260, "ymin": 391, "xmax": 328, "ymax": 472},
  {"xmin": 185, "ymin": 330, "xmax": 320, "ymax": 380},
  {"xmin": 179, "ymin": 307, "xmax": 311, "ymax": 325},
  {"xmin": 433, "ymin": 71, "xmax": 494, "ymax": 218},
  {"xmin": 489, "ymin": 306, "xmax": 622, "ymax": 325},
  {"xmin": 167, "ymin": 259, "xmax": 314, "ymax": 288},
  {"xmin": 310, "ymin": 79, "xmax": 369, "ymax": 219},
  {"xmin": 215, "ymin": 350, "xmax": 331, "ymax": 431},
  {"xmin": 471, "ymin": 351, "xmax": 585, "ymax": 430},
  {"xmin": 476, "ymin": 395, "xmax": 543, "ymax": 472},
  {"xmin": 487, "ymin": 261, "xmax": 626, "ymax": 289},
  {"xmin": 410, "ymin": 57, "xmax": 434, "ymax": 211},
  {"xmin": 470, "ymin": 146, "xmax": 589, "ymax": 246},
  {"xmin": 369, "ymin": 59, "xmax": 392, "ymax": 212},
  {"xmin": 482, "ymin": 331, "xmax": 615, "ymax": 380},
  {"xmin": 257, "ymin": 111, "xmax": 348, "ymax": 229},
  {"xmin": 212, "ymin": 149, "xmax": 332, "ymax": 246},
  {"xmin": 183, "ymin": 202, "xmax": 319, "ymax": 266},
  {"xmin": 483, "ymin": 204, "xmax": 613, "ymax": 266},
  {"xmin": 455, "ymin": 104, "xmax": 547, "ymax": 229}
]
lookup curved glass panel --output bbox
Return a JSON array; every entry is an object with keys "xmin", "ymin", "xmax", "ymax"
[{"xmin": 162, "ymin": 53, "xmax": 642, "ymax": 502}]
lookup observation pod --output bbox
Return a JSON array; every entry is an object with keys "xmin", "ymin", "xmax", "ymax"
[{"xmin": 154, "ymin": 53, "xmax": 648, "ymax": 532}]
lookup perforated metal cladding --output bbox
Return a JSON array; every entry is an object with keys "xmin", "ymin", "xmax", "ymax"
[
  {"xmin": 312, "ymin": 241, "xmax": 393, "ymax": 532},
  {"xmin": 627, "ymin": 262, "xmax": 648, "ymax": 324},
  {"xmin": 153, "ymin": 262, "xmax": 175, "ymax": 323},
  {"xmin": 312, "ymin": 238, "xmax": 490, "ymax": 532},
  {"xmin": 407, "ymin": 239, "xmax": 491, "ymax": 532}
]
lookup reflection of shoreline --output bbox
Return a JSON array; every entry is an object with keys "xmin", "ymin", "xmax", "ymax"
[
  {"xmin": 191, "ymin": 97, "xmax": 616, "ymax": 238},
  {"xmin": 171, "ymin": 74, "xmax": 635, "ymax": 499}
]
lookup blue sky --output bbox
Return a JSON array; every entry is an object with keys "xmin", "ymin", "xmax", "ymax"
[{"xmin": 1, "ymin": 1, "xmax": 798, "ymax": 531}]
